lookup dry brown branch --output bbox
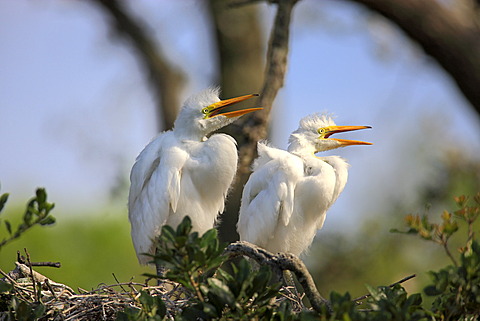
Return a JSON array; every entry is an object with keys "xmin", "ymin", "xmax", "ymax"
[
  {"xmin": 216, "ymin": 0, "xmax": 300, "ymax": 242},
  {"xmin": 238, "ymin": 0, "xmax": 300, "ymax": 175},
  {"xmin": 87, "ymin": 0, "xmax": 186, "ymax": 130},
  {"xmin": 225, "ymin": 241, "xmax": 331, "ymax": 313}
]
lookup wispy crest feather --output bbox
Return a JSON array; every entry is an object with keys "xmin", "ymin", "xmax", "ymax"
[
  {"xmin": 183, "ymin": 87, "xmax": 221, "ymax": 110},
  {"xmin": 288, "ymin": 113, "xmax": 336, "ymax": 145}
]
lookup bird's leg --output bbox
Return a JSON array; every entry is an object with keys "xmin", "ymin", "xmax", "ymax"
[
  {"xmin": 156, "ymin": 263, "xmax": 166, "ymax": 278},
  {"xmin": 282, "ymin": 270, "xmax": 304, "ymax": 311},
  {"xmin": 155, "ymin": 247, "xmax": 166, "ymax": 288}
]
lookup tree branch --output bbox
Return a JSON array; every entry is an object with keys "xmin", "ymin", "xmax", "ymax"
[
  {"xmin": 88, "ymin": 0, "xmax": 186, "ymax": 130},
  {"xmin": 215, "ymin": 0, "xmax": 299, "ymax": 243},
  {"xmin": 343, "ymin": 0, "xmax": 480, "ymax": 117},
  {"xmin": 225, "ymin": 241, "xmax": 331, "ymax": 313},
  {"xmin": 238, "ymin": 0, "xmax": 299, "ymax": 176}
]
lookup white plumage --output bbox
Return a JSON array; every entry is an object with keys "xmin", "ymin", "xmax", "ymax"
[
  {"xmin": 129, "ymin": 88, "xmax": 260, "ymax": 264},
  {"xmin": 238, "ymin": 113, "xmax": 371, "ymax": 256}
]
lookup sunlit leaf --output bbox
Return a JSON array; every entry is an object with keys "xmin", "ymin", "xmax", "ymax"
[{"xmin": 39, "ymin": 216, "xmax": 56, "ymax": 226}]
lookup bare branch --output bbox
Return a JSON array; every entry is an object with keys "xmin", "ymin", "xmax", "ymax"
[
  {"xmin": 88, "ymin": 0, "xmax": 186, "ymax": 130},
  {"xmin": 17, "ymin": 250, "xmax": 61, "ymax": 268},
  {"xmin": 238, "ymin": 0, "xmax": 299, "ymax": 175},
  {"xmin": 225, "ymin": 241, "xmax": 331, "ymax": 313},
  {"xmin": 343, "ymin": 0, "xmax": 480, "ymax": 117}
]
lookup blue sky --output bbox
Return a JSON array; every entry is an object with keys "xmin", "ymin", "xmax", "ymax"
[{"xmin": 1, "ymin": 0, "xmax": 479, "ymax": 229}]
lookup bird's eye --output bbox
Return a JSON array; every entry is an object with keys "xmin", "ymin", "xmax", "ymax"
[
  {"xmin": 317, "ymin": 128, "xmax": 325, "ymax": 135},
  {"xmin": 202, "ymin": 108, "xmax": 209, "ymax": 115}
]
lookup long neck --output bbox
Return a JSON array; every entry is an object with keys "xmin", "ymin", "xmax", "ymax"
[
  {"xmin": 173, "ymin": 111, "xmax": 206, "ymax": 141},
  {"xmin": 319, "ymin": 155, "xmax": 349, "ymax": 202},
  {"xmin": 173, "ymin": 125, "xmax": 205, "ymax": 141},
  {"xmin": 287, "ymin": 133, "xmax": 316, "ymax": 157}
]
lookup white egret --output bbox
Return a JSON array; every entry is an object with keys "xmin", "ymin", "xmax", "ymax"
[
  {"xmin": 237, "ymin": 113, "xmax": 371, "ymax": 257},
  {"xmin": 128, "ymin": 87, "xmax": 261, "ymax": 265}
]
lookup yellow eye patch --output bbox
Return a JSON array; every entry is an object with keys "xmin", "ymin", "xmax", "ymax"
[{"xmin": 317, "ymin": 127, "xmax": 328, "ymax": 138}]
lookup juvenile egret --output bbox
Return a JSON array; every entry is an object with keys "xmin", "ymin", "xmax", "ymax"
[
  {"xmin": 129, "ymin": 88, "xmax": 261, "ymax": 265},
  {"xmin": 237, "ymin": 113, "xmax": 371, "ymax": 256}
]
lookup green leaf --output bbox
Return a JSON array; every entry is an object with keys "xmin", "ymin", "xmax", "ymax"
[
  {"xmin": 365, "ymin": 284, "xmax": 381, "ymax": 301},
  {"xmin": 0, "ymin": 193, "xmax": 9, "ymax": 213},
  {"xmin": 15, "ymin": 300, "xmax": 33, "ymax": 321},
  {"xmin": 200, "ymin": 229, "xmax": 217, "ymax": 248},
  {"xmin": 176, "ymin": 216, "xmax": 192, "ymax": 236},
  {"xmin": 153, "ymin": 295, "xmax": 166, "ymax": 317},
  {"xmin": 138, "ymin": 291, "xmax": 154, "ymax": 309},
  {"xmin": 5, "ymin": 220, "xmax": 12, "ymax": 235},
  {"xmin": 39, "ymin": 216, "xmax": 56, "ymax": 226},
  {"xmin": 35, "ymin": 188, "xmax": 47, "ymax": 204},
  {"xmin": 23, "ymin": 210, "xmax": 33, "ymax": 226},
  {"xmin": 159, "ymin": 225, "xmax": 176, "ymax": 243},
  {"xmin": 32, "ymin": 303, "xmax": 46, "ymax": 318},
  {"xmin": 0, "ymin": 280, "xmax": 13, "ymax": 293},
  {"xmin": 43, "ymin": 202, "xmax": 55, "ymax": 213},
  {"xmin": 207, "ymin": 278, "xmax": 236, "ymax": 307}
]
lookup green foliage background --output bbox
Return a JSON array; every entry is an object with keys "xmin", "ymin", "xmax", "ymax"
[
  {"xmin": 0, "ymin": 204, "xmax": 150, "ymax": 290},
  {"xmin": 0, "ymin": 190, "xmax": 477, "ymax": 297}
]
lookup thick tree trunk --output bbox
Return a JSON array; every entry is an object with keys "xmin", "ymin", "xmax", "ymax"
[
  {"xmin": 207, "ymin": 0, "xmax": 266, "ymax": 242},
  {"xmin": 209, "ymin": 0, "xmax": 298, "ymax": 242}
]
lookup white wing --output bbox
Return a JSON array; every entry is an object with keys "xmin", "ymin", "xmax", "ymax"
[
  {"xmin": 128, "ymin": 132, "xmax": 238, "ymax": 264},
  {"xmin": 238, "ymin": 142, "xmax": 303, "ymax": 247},
  {"xmin": 167, "ymin": 133, "xmax": 238, "ymax": 233},
  {"xmin": 128, "ymin": 132, "xmax": 189, "ymax": 264},
  {"xmin": 321, "ymin": 156, "xmax": 349, "ymax": 208}
]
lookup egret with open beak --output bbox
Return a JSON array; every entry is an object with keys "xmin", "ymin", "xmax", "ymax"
[
  {"xmin": 128, "ymin": 88, "xmax": 261, "ymax": 271},
  {"xmin": 238, "ymin": 113, "xmax": 371, "ymax": 256}
]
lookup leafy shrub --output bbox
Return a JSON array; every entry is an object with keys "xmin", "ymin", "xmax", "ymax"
[
  {"xmin": 120, "ymin": 194, "xmax": 480, "ymax": 320},
  {"xmin": 0, "ymin": 188, "xmax": 56, "ymax": 250},
  {"xmin": 0, "ymin": 188, "xmax": 55, "ymax": 320},
  {"xmin": 2, "ymin": 189, "xmax": 480, "ymax": 320}
]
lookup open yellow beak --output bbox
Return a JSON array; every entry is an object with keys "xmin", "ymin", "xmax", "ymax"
[
  {"xmin": 207, "ymin": 93, "xmax": 262, "ymax": 118},
  {"xmin": 324, "ymin": 125, "xmax": 372, "ymax": 146}
]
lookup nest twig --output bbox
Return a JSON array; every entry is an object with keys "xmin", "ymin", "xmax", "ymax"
[{"xmin": 0, "ymin": 262, "xmax": 190, "ymax": 320}]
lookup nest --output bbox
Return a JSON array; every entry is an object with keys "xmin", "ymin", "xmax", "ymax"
[{"xmin": 0, "ymin": 262, "xmax": 190, "ymax": 320}]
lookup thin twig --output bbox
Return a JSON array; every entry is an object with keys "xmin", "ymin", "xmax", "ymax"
[
  {"xmin": 353, "ymin": 274, "xmax": 416, "ymax": 302},
  {"xmin": 442, "ymin": 238, "xmax": 458, "ymax": 267},
  {"xmin": 24, "ymin": 248, "xmax": 38, "ymax": 302},
  {"xmin": 16, "ymin": 250, "xmax": 61, "ymax": 268},
  {"xmin": 112, "ymin": 273, "xmax": 128, "ymax": 293},
  {"xmin": 31, "ymin": 261, "xmax": 62, "ymax": 268},
  {"xmin": 0, "ymin": 268, "xmax": 18, "ymax": 285},
  {"xmin": 44, "ymin": 278, "xmax": 58, "ymax": 301}
]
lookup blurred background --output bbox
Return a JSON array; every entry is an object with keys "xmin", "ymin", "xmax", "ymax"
[{"xmin": 1, "ymin": 0, "xmax": 479, "ymax": 298}]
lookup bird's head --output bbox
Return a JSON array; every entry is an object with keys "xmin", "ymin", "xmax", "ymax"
[
  {"xmin": 174, "ymin": 88, "xmax": 262, "ymax": 139},
  {"xmin": 288, "ymin": 113, "xmax": 372, "ymax": 154}
]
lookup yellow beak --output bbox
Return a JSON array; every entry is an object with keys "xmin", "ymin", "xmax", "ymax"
[
  {"xmin": 325, "ymin": 125, "xmax": 372, "ymax": 146},
  {"xmin": 207, "ymin": 93, "xmax": 262, "ymax": 118}
]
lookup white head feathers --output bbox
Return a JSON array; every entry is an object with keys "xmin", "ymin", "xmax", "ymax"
[{"xmin": 173, "ymin": 87, "xmax": 234, "ymax": 139}]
